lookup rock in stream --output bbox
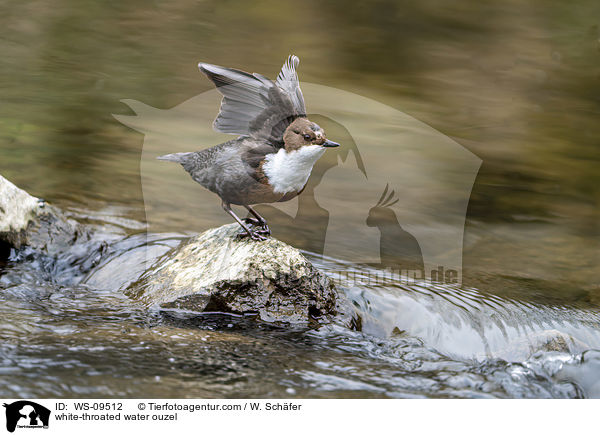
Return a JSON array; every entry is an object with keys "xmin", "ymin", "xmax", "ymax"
[
  {"xmin": 127, "ymin": 224, "xmax": 340, "ymax": 324},
  {"xmin": 0, "ymin": 175, "xmax": 85, "ymax": 255}
]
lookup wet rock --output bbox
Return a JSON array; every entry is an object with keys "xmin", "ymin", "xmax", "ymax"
[
  {"xmin": 494, "ymin": 329, "xmax": 589, "ymax": 361},
  {"xmin": 82, "ymin": 233, "xmax": 183, "ymax": 291},
  {"xmin": 127, "ymin": 224, "xmax": 339, "ymax": 324},
  {"xmin": 0, "ymin": 175, "xmax": 84, "ymax": 254}
]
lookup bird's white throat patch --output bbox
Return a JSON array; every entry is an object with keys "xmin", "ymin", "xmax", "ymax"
[{"xmin": 263, "ymin": 145, "xmax": 326, "ymax": 194}]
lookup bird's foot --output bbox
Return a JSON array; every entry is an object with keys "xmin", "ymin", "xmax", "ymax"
[
  {"xmin": 253, "ymin": 225, "xmax": 271, "ymax": 236},
  {"xmin": 236, "ymin": 230, "xmax": 268, "ymax": 242},
  {"xmin": 243, "ymin": 217, "xmax": 270, "ymax": 235}
]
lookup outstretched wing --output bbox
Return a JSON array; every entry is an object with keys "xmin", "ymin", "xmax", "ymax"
[{"xmin": 199, "ymin": 55, "xmax": 306, "ymax": 146}]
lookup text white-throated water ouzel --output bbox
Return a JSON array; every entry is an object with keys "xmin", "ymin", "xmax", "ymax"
[{"xmin": 158, "ymin": 55, "xmax": 339, "ymax": 240}]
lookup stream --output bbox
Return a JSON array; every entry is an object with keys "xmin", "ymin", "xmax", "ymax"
[{"xmin": 1, "ymin": 0, "xmax": 599, "ymax": 398}]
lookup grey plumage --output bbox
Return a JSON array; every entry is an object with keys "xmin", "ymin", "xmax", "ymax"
[
  {"xmin": 159, "ymin": 138, "xmax": 270, "ymax": 205},
  {"xmin": 158, "ymin": 55, "xmax": 338, "ymax": 240},
  {"xmin": 159, "ymin": 55, "xmax": 307, "ymax": 205}
]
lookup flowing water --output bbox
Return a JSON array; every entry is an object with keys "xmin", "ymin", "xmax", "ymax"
[{"xmin": 1, "ymin": 0, "xmax": 600, "ymax": 398}]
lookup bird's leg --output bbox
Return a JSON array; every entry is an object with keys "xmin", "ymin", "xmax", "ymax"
[
  {"xmin": 221, "ymin": 201, "xmax": 267, "ymax": 241},
  {"xmin": 243, "ymin": 205, "xmax": 270, "ymax": 235},
  {"xmin": 244, "ymin": 205, "xmax": 267, "ymax": 225}
]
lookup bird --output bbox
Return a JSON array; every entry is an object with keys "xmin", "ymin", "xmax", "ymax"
[{"xmin": 157, "ymin": 55, "xmax": 339, "ymax": 241}]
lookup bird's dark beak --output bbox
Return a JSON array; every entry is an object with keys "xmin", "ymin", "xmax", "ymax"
[{"xmin": 322, "ymin": 139, "xmax": 339, "ymax": 148}]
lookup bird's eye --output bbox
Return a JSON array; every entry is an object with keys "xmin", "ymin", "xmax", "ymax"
[{"xmin": 303, "ymin": 134, "xmax": 311, "ymax": 141}]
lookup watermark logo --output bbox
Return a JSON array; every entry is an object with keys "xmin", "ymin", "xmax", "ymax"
[
  {"xmin": 3, "ymin": 401, "xmax": 50, "ymax": 433},
  {"xmin": 114, "ymin": 80, "xmax": 481, "ymax": 286}
]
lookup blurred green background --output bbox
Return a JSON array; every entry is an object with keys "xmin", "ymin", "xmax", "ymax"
[{"xmin": 1, "ymin": 0, "xmax": 598, "ymax": 302}]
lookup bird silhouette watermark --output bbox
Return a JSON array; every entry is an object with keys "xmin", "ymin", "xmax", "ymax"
[{"xmin": 114, "ymin": 56, "xmax": 481, "ymax": 287}]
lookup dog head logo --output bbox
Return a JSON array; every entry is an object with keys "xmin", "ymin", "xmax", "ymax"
[{"xmin": 3, "ymin": 401, "xmax": 50, "ymax": 433}]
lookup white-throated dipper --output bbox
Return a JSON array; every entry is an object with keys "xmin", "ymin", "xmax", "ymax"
[{"xmin": 158, "ymin": 55, "xmax": 339, "ymax": 240}]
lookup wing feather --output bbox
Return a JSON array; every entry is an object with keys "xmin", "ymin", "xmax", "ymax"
[
  {"xmin": 276, "ymin": 55, "xmax": 306, "ymax": 115},
  {"xmin": 198, "ymin": 55, "xmax": 307, "ymax": 145}
]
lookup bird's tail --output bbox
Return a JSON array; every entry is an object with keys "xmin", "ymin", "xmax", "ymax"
[{"xmin": 156, "ymin": 152, "xmax": 192, "ymax": 163}]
